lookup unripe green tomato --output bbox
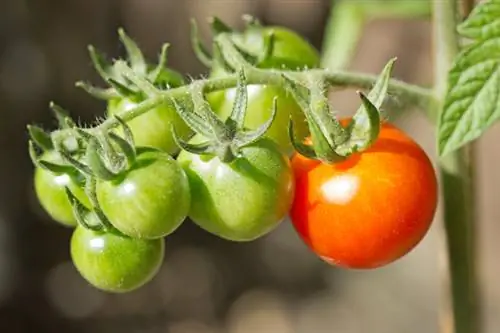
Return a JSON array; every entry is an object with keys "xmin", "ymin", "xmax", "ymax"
[
  {"xmin": 71, "ymin": 226, "xmax": 164, "ymax": 293},
  {"xmin": 107, "ymin": 98, "xmax": 192, "ymax": 156},
  {"xmin": 107, "ymin": 67, "xmax": 192, "ymax": 155},
  {"xmin": 177, "ymin": 135, "xmax": 295, "ymax": 241},
  {"xmin": 34, "ymin": 151, "xmax": 90, "ymax": 227},
  {"xmin": 207, "ymin": 26, "xmax": 320, "ymax": 155},
  {"xmin": 96, "ymin": 150, "xmax": 191, "ymax": 239}
]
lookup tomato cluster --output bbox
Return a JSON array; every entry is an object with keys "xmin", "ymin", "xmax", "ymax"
[{"xmin": 31, "ymin": 22, "xmax": 438, "ymax": 293}]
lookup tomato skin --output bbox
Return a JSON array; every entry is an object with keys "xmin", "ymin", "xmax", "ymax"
[
  {"xmin": 107, "ymin": 98, "xmax": 192, "ymax": 155},
  {"xmin": 70, "ymin": 226, "xmax": 164, "ymax": 293},
  {"xmin": 177, "ymin": 136, "xmax": 295, "ymax": 241},
  {"xmin": 96, "ymin": 150, "xmax": 190, "ymax": 239},
  {"xmin": 34, "ymin": 151, "xmax": 90, "ymax": 227},
  {"xmin": 208, "ymin": 26, "xmax": 319, "ymax": 155},
  {"xmin": 290, "ymin": 121, "xmax": 438, "ymax": 269}
]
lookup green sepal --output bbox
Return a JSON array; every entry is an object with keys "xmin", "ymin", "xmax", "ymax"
[
  {"xmin": 114, "ymin": 60, "xmax": 159, "ymax": 97},
  {"xmin": 118, "ymin": 28, "xmax": 147, "ymax": 75},
  {"xmin": 209, "ymin": 16, "xmax": 233, "ymax": 35},
  {"xmin": 234, "ymin": 96, "xmax": 277, "ymax": 147},
  {"xmin": 53, "ymin": 140, "xmax": 94, "ymax": 176},
  {"xmin": 88, "ymin": 45, "xmax": 113, "ymax": 80},
  {"xmin": 114, "ymin": 115, "xmax": 135, "ymax": 148},
  {"xmin": 83, "ymin": 176, "xmax": 120, "ymax": 233},
  {"xmin": 256, "ymin": 31, "xmax": 275, "ymax": 65},
  {"xmin": 190, "ymin": 19, "xmax": 213, "ymax": 67},
  {"xmin": 339, "ymin": 92, "xmax": 381, "ymax": 154},
  {"xmin": 27, "ymin": 125, "xmax": 53, "ymax": 151},
  {"xmin": 148, "ymin": 43, "xmax": 170, "ymax": 83},
  {"xmin": 171, "ymin": 98, "xmax": 214, "ymax": 137},
  {"xmin": 85, "ymin": 138, "xmax": 117, "ymax": 181},
  {"xmin": 75, "ymin": 81, "xmax": 119, "ymax": 100},
  {"xmin": 65, "ymin": 187, "xmax": 103, "ymax": 231},
  {"xmin": 174, "ymin": 71, "xmax": 277, "ymax": 163},
  {"xmin": 49, "ymin": 102, "xmax": 76, "ymax": 129},
  {"xmin": 171, "ymin": 129, "xmax": 216, "ymax": 156},
  {"xmin": 226, "ymin": 69, "xmax": 248, "ymax": 130},
  {"xmin": 339, "ymin": 58, "xmax": 395, "ymax": 153},
  {"xmin": 107, "ymin": 77, "xmax": 141, "ymax": 99},
  {"xmin": 109, "ymin": 133, "xmax": 136, "ymax": 168},
  {"xmin": 281, "ymin": 73, "xmax": 346, "ymax": 163},
  {"xmin": 190, "ymin": 83, "xmax": 228, "ymax": 139},
  {"xmin": 28, "ymin": 140, "xmax": 76, "ymax": 175},
  {"xmin": 288, "ymin": 119, "xmax": 317, "ymax": 159}
]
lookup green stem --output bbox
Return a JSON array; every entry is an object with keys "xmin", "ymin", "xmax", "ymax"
[
  {"xmin": 321, "ymin": 0, "xmax": 431, "ymax": 70},
  {"xmin": 51, "ymin": 68, "xmax": 433, "ymax": 141},
  {"xmin": 432, "ymin": 0, "xmax": 480, "ymax": 333}
]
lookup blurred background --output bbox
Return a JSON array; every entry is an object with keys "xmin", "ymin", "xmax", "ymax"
[{"xmin": 0, "ymin": 0, "xmax": 498, "ymax": 332}]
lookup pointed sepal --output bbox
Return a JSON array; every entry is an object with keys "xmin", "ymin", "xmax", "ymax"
[
  {"xmin": 75, "ymin": 81, "xmax": 119, "ymax": 100},
  {"xmin": 85, "ymin": 138, "xmax": 117, "ymax": 181},
  {"xmin": 190, "ymin": 19, "xmax": 213, "ymax": 67},
  {"xmin": 27, "ymin": 125, "xmax": 53, "ymax": 151},
  {"xmin": 118, "ymin": 28, "xmax": 147, "ymax": 75}
]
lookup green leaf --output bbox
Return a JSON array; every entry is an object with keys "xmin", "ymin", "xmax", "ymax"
[
  {"xmin": 438, "ymin": 0, "xmax": 500, "ymax": 156},
  {"xmin": 458, "ymin": 0, "xmax": 500, "ymax": 41}
]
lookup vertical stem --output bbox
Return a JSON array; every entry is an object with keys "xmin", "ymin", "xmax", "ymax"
[
  {"xmin": 320, "ymin": 0, "xmax": 364, "ymax": 70},
  {"xmin": 432, "ymin": 1, "xmax": 480, "ymax": 333}
]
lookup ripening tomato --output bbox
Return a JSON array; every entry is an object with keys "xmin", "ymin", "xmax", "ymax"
[
  {"xmin": 208, "ymin": 26, "xmax": 320, "ymax": 155},
  {"xmin": 34, "ymin": 151, "xmax": 90, "ymax": 227},
  {"xmin": 290, "ymin": 120, "xmax": 438, "ymax": 269}
]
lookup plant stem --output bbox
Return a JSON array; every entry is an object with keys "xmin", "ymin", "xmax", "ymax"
[
  {"xmin": 50, "ymin": 68, "xmax": 433, "ymax": 141},
  {"xmin": 432, "ymin": 0, "xmax": 480, "ymax": 333},
  {"xmin": 321, "ymin": 0, "xmax": 431, "ymax": 70}
]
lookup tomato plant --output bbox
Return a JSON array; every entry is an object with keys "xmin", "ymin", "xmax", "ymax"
[
  {"xmin": 70, "ymin": 224, "xmax": 164, "ymax": 293},
  {"xmin": 34, "ymin": 150, "xmax": 90, "ymax": 227},
  {"xmin": 177, "ymin": 135, "xmax": 294, "ymax": 241},
  {"xmin": 289, "ymin": 120, "xmax": 438, "ymax": 269},
  {"xmin": 96, "ymin": 149, "xmax": 190, "ymax": 239},
  {"xmin": 207, "ymin": 25, "xmax": 320, "ymax": 154}
]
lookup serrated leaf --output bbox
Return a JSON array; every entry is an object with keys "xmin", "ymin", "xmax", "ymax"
[
  {"xmin": 458, "ymin": 0, "xmax": 500, "ymax": 41},
  {"xmin": 438, "ymin": 38, "xmax": 500, "ymax": 156}
]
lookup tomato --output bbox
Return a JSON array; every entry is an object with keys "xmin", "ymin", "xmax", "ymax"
[
  {"xmin": 34, "ymin": 151, "xmax": 90, "ymax": 227},
  {"xmin": 96, "ymin": 150, "xmax": 190, "ymax": 239},
  {"xmin": 208, "ymin": 26, "xmax": 320, "ymax": 155},
  {"xmin": 71, "ymin": 225, "xmax": 164, "ymax": 293},
  {"xmin": 177, "ymin": 136, "xmax": 295, "ymax": 241},
  {"xmin": 290, "ymin": 120, "xmax": 438, "ymax": 269},
  {"xmin": 107, "ymin": 69, "xmax": 192, "ymax": 155}
]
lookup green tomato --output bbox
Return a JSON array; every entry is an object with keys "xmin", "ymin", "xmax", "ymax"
[
  {"xmin": 107, "ymin": 98, "xmax": 192, "ymax": 156},
  {"xmin": 34, "ymin": 151, "xmax": 90, "ymax": 227},
  {"xmin": 107, "ymin": 68, "xmax": 192, "ymax": 155},
  {"xmin": 207, "ymin": 26, "xmax": 320, "ymax": 155},
  {"xmin": 71, "ymin": 225, "xmax": 164, "ymax": 293},
  {"xmin": 177, "ymin": 135, "xmax": 295, "ymax": 241},
  {"xmin": 96, "ymin": 150, "xmax": 190, "ymax": 239}
]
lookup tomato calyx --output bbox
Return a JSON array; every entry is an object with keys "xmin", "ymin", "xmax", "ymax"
[
  {"xmin": 172, "ymin": 69, "xmax": 277, "ymax": 163},
  {"xmin": 285, "ymin": 58, "xmax": 396, "ymax": 164},
  {"xmin": 191, "ymin": 15, "xmax": 276, "ymax": 72},
  {"xmin": 76, "ymin": 28, "xmax": 185, "ymax": 103}
]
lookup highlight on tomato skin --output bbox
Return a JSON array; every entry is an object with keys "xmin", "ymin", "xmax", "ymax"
[{"xmin": 289, "ymin": 120, "xmax": 439, "ymax": 269}]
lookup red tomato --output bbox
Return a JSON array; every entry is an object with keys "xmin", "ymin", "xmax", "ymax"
[{"xmin": 290, "ymin": 120, "xmax": 438, "ymax": 269}]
